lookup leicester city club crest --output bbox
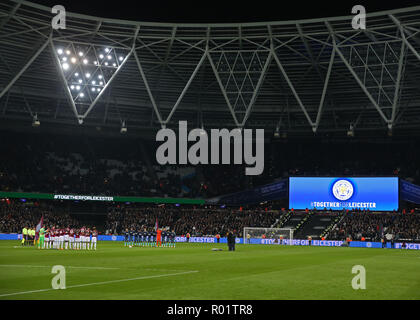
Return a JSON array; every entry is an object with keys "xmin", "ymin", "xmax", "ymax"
[{"xmin": 332, "ymin": 179, "xmax": 354, "ymax": 201}]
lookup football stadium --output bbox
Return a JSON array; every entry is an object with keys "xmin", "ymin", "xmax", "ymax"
[{"xmin": 0, "ymin": 0, "xmax": 420, "ymax": 306}]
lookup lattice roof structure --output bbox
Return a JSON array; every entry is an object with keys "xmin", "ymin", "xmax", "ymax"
[{"xmin": 1, "ymin": 0, "xmax": 420, "ymax": 137}]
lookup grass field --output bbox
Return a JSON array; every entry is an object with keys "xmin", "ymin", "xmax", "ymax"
[{"xmin": 0, "ymin": 240, "xmax": 419, "ymax": 300}]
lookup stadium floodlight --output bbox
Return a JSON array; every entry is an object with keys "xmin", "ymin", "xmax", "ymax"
[
  {"xmin": 243, "ymin": 227, "xmax": 294, "ymax": 245},
  {"xmin": 71, "ymin": 57, "xmax": 77, "ymax": 64},
  {"xmin": 62, "ymin": 62, "xmax": 69, "ymax": 70},
  {"xmin": 57, "ymin": 48, "xmax": 63, "ymax": 55},
  {"xmin": 107, "ymin": 55, "xmax": 112, "ymax": 60},
  {"xmin": 70, "ymin": 85, "xmax": 75, "ymax": 90},
  {"xmin": 83, "ymin": 59, "xmax": 88, "ymax": 64},
  {"xmin": 76, "ymin": 85, "xmax": 81, "ymax": 90},
  {"xmin": 97, "ymin": 88, "xmax": 101, "ymax": 92},
  {"xmin": 347, "ymin": 124, "xmax": 354, "ymax": 137},
  {"xmin": 104, "ymin": 62, "xmax": 108, "ymax": 66},
  {"xmin": 120, "ymin": 121, "xmax": 127, "ymax": 134},
  {"xmin": 91, "ymin": 80, "xmax": 96, "ymax": 85},
  {"xmin": 74, "ymin": 72, "xmax": 79, "ymax": 77},
  {"xmin": 62, "ymin": 57, "xmax": 67, "ymax": 62},
  {"xmin": 78, "ymin": 51, "xmax": 84, "ymax": 57},
  {"xmin": 99, "ymin": 81, "xmax": 103, "ymax": 85},
  {"xmin": 32, "ymin": 114, "xmax": 40, "ymax": 127},
  {"xmin": 66, "ymin": 50, "xmax": 71, "ymax": 55},
  {"xmin": 105, "ymin": 48, "xmax": 110, "ymax": 53},
  {"xmin": 112, "ymin": 63, "xmax": 116, "ymax": 67},
  {"xmin": 78, "ymin": 79, "xmax": 83, "ymax": 84},
  {"xmin": 85, "ymin": 73, "xmax": 91, "ymax": 78},
  {"xmin": 80, "ymin": 92, "xmax": 85, "ymax": 98},
  {"xmin": 99, "ymin": 54, "xmax": 104, "ymax": 59},
  {"xmin": 98, "ymin": 75, "xmax": 103, "ymax": 79},
  {"xmin": 94, "ymin": 61, "xmax": 98, "ymax": 65},
  {"xmin": 119, "ymin": 56, "xmax": 124, "ymax": 61},
  {"xmin": 91, "ymin": 87, "xmax": 96, "ymax": 92}
]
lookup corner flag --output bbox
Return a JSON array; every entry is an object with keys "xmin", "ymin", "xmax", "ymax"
[
  {"xmin": 154, "ymin": 218, "xmax": 159, "ymax": 231},
  {"xmin": 35, "ymin": 215, "xmax": 43, "ymax": 240}
]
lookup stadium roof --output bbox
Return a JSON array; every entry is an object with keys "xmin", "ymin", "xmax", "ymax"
[{"xmin": 1, "ymin": 0, "xmax": 420, "ymax": 137}]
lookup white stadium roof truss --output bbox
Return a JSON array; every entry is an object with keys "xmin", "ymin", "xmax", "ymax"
[{"xmin": 0, "ymin": 0, "xmax": 420, "ymax": 135}]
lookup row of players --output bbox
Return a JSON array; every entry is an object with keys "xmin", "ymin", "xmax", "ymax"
[
  {"xmin": 35, "ymin": 226, "xmax": 99, "ymax": 250},
  {"xmin": 123, "ymin": 228, "xmax": 176, "ymax": 247}
]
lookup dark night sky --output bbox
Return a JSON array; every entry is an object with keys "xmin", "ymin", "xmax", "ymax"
[{"xmin": 28, "ymin": 0, "xmax": 420, "ymax": 23}]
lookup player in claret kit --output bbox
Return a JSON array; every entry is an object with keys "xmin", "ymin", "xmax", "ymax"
[
  {"xmin": 64, "ymin": 227, "xmax": 70, "ymax": 250},
  {"xmin": 50, "ymin": 227, "xmax": 55, "ymax": 249},
  {"xmin": 44, "ymin": 227, "xmax": 50, "ymax": 249},
  {"xmin": 80, "ymin": 226, "xmax": 85, "ymax": 249},
  {"xmin": 59, "ymin": 227, "xmax": 64, "ymax": 250},
  {"xmin": 86, "ymin": 228, "xmax": 91, "ymax": 250},
  {"xmin": 75, "ymin": 228, "xmax": 81, "ymax": 250},
  {"xmin": 91, "ymin": 227, "xmax": 98, "ymax": 250},
  {"xmin": 69, "ymin": 227, "xmax": 75, "ymax": 250}
]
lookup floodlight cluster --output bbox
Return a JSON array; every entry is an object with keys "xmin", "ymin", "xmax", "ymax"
[{"xmin": 56, "ymin": 44, "xmax": 126, "ymax": 102}]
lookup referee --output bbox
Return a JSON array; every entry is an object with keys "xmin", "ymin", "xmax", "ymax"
[{"xmin": 227, "ymin": 230, "xmax": 236, "ymax": 251}]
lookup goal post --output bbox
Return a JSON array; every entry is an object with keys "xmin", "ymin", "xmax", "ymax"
[{"xmin": 243, "ymin": 227, "xmax": 294, "ymax": 245}]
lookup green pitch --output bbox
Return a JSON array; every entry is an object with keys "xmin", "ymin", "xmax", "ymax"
[{"xmin": 0, "ymin": 241, "xmax": 419, "ymax": 300}]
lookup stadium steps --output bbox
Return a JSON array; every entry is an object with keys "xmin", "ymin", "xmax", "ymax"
[
  {"xmin": 293, "ymin": 211, "xmax": 315, "ymax": 238},
  {"xmin": 321, "ymin": 212, "xmax": 346, "ymax": 239},
  {"xmin": 295, "ymin": 213, "xmax": 338, "ymax": 239},
  {"xmin": 275, "ymin": 211, "xmax": 292, "ymax": 228},
  {"xmin": 281, "ymin": 212, "xmax": 307, "ymax": 230}
]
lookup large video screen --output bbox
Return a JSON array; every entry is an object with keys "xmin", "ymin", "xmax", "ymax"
[{"xmin": 289, "ymin": 177, "xmax": 399, "ymax": 211}]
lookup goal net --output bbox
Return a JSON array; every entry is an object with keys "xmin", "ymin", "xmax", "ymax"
[{"xmin": 243, "ymin": 227, "xmax": 294, "ymax": 245}]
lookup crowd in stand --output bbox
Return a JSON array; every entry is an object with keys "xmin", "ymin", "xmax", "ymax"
[
  {"xmin": 1, "ymin": 131, "xmax": 420, "ymax": 200},
  {"xmin": 1, "ymin": 199, "xmax": 420, "ymax": 243},
  {"xmin": 104, "ymin": 205, "xmax": 279, "ymax": 237},
  {"xmin": 328, "ymin": 211, "xmax": 420, "ymax": 241},
  {"xmin": 0, "ymin": 200, "xmax": 80, "ymax": 234}
]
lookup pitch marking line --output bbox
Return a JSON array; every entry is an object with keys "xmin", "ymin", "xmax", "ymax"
[
  {"xmin": 0, "ymin": 270, "xmax": 199, "ymax": 298},
  {"xmin": 0, "ymin": 264, "xmax": 119, "ymax": 270}
]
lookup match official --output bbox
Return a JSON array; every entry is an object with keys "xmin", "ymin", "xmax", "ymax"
[{"xmin": 227, "ymin": 230, "xmax": 236, "ymax": 251}]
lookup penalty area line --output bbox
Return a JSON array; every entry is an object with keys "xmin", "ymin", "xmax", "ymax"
[{"xmin": 0, "ymin": 270, "xmax": 199, "ymax": 298}]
